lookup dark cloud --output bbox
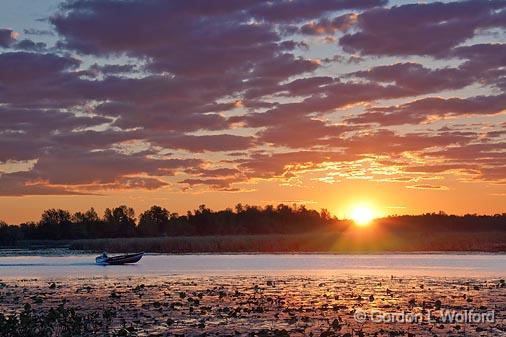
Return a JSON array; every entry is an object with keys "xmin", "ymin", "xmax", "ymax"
[
  {"xmin": 422, "ymin": 142, "xmax": 506, "ymax": 182},
  {"xmin": 256, "ymin": 117, "xmax": 348, "ymax": 148},
  {"xmin": 428, "ymin": 142, "xmax": 506, "ymax": 162},
  {"xmin": 0, "ymin": 29, "xmax": 17, "ymax": 48},
  {"xmin": 348, "ymin": 94, "xmax": 506, "ymax": 126},
  {"xmin": 350, "ymin": 62, "xmax": 473, "ymax": 94},
  {"xmin": 0, "ymin": 106, "xmax": 112, "ymax": 161},
  {"xmin": 300, "ymin": 14, "xmax": 357, "ymax": 35},
  {"xmin": 0, "ymin": 0, "xmax": 505, "ymax": 197},
  {"xmin": 236, "ymin": 79, "xmax": 411, "ymax": 128},
  {"xmin": 0, "ymin": 149, "xmax": 201, "ymax": 195},
  {"xmin": 149, "ymin": 134, "xmax": 255, "ymax": 152},
  {"xmin": 251, "ymin": 0, "xmax": 385, "ymax": 23},
  {"xmin": 0, "ymin": 172, "xmax": 91, "ymax": 196},
  {"xmin": 30, "ymin": 149, "xmax": 199, "ymax": 185},
  {"xmin": 451, "ymin": 43, "xmax": 506, "ymax": 66},
  {"xmin": 51, "ymin": 0, "xmax": 291, "ymax": 77},
  {"xmin": 50, "ymin": 130, "xmax": 141, "ymax": 149},
  {"xmin": 0, "ymin": 52, "xmax": 79, "ymax": 85},
  {"xmin": 449, "ymin": 43, "xmax": 506, "ymax": 88},
  {"xmin": 0, "ymin": 106, "xmax": 110, "ymax": 136},
  {"xmin": 340, "ymin": 0, "xmax": 506, "ymax": 56},
  {"xmin": 0, "ymin": 172, "xmax": 169, "ymax": 196},
  {"xmin": 12, "ymin": 39, "xmax": 47, "ymax": 51},
  {"xmin": 342, "ymin": 130, "xmax": 473, "ymax": 156},
  {"xmin": 0, "ymin": 133, "xmax": 52, "ymax": 162}
]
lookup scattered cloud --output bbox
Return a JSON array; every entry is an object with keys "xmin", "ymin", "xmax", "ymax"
[
  {"xmin": 0, "ymin": 0, "xmax": 505, "ymax": 197},
  {"xmin": 406, "ymin": 185, "xmax": 449, "ymax": 190}
]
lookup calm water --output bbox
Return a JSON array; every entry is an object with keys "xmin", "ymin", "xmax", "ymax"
[{"xmin": 0, "ymin": 251, "xmax": 505, "ymax": 279}]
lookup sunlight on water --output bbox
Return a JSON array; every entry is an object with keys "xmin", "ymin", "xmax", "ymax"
[{"xmin": 0, "ymin": 252, "xmax": 505, "ymax": 279}]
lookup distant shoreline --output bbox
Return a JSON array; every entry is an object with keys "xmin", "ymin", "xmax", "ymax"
[
  {"xmin": 2, "ymin": 249, "xmax": 506, "ymax": 256},
  {"xmin": 2, "ymin": 230, "xmax": 506, "ymax": 253}
]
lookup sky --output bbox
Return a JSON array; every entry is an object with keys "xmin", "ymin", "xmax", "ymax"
[{"xmin": 0, "ymin": 0, "xmax": 505, "ymax": 224}]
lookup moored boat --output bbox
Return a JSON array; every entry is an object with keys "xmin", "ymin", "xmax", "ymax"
[{"xmin": 95, "ymin": 252, "xmax": 144, "ymax": 265}]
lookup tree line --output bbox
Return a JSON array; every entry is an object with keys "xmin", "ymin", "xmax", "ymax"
[
  {"xmin": 0, "ymin": 204, "xmax": 336, "ymax": 243},
  {"xmin": 0, "ymin": 205, "xmax": 505, "ymax": 244},
  {"xmin": 377, "ymin": 211, "xmax": 506, "ymax": 232}
]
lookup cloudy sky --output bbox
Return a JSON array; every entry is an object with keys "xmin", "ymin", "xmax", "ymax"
[{"xmin": 0, "ymin": 0, "xmax": 505, "ymax": 223}]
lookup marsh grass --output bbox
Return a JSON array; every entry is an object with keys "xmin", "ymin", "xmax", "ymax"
[
  {"xmin": 70, "ymin": 233, "xmax": 340, "ymax": 253},
  {"xmin": 69, "ymin": 231, "xmax": 506, "ymax": 253}
]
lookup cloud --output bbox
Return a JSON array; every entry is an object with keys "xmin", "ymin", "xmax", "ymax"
[
  {"xmin": 256, "ymin": 117, "xmax": 348, "ymax": 148},
  {"xmin": 0, "ymin": 149, "xmax": 201, "ymax": 195},
  {"xmin": 342, "ymin": 130, "xmax": 473, "ymax": 156},
  {"xmin": 237, "ymin": 151, "xmax": 358, "ymax": 179},
  {"xmin": 0, "ymin": 52, "xmax": 79, "ymax": 81},
  {"xmin": 51, "ymin": 0, "xmax": 309, "ymax": 77},
  {"xmin": 12, "ymin": 39, "xmax": 47, "ymax": 51},
  {"xmin": 186, "ymin": 167, "xmax": 241, "ymax": 178},
  {"xmin": 250, "ymin": 0, "xmax": 386, "ymax": 23},
  {"xmin": 179, "ymin": 177, "xmax": 243, "ymax": 191},
  {"xmin": 0, "ymin": 29, "xmax": 17, "ymax": 48},
  {"xmin": 0, "ymin": 172, "xmax": 92, "ymax": 196},
  {"xmin": 236, "ymin": 80, "xmax": 411, "ymax": 129},
  {"xmin": 300, "ymin": 14, "xmax": 358, "ymax": 35},
  {"xmin": 420, "ymin": 142, "xmax": 506, "ymax": 182},
  {"xmin": 0, "ymin": 0, "xmax": 505, "ymax": 197},
  {"xmin": 404, "ymin": 164, "xmax": 479, "ymax": 174},
  {"xmin": 29, "ymin": 149, "xmax": 200, "ymax": 185},
  {"xmin": 348, "ymin": 93, "xmax": 506, "ymax": 126},
  {"xmin": 76, "ymin": 177, "xmax": 169, "ymax": 191},
  {"xmin": 0, "ymin": 106, "xmax": 112, "ymax": 161},
  {"xmin": 406, "ymin": 184, "xmax": 449, "ymax": 190},
  {"xmin": 350, "ymin": 62, "xmax": 473, "ymax": 93},
  {"xmin": 339, "ymin": 0, "xmax": 506, "ymax": 56},
  {"xmin": 149, "ymin": 134, "xmax": 255, "ymax": 152}
]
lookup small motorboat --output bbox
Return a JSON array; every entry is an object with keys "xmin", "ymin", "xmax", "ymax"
[{"xmin": 95, "ymin": 252, "xmax": 144, "ymax": 265}]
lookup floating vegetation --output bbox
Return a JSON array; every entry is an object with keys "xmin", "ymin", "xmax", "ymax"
[
  {"xmin": 0, "ymin": 275, "xmax": 504, "ymax": 336},
  {"xmin": 0, "ymin": 303, "xmax": 132, "ymax": 337}
]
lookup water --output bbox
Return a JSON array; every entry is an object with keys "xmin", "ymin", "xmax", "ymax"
[{"xmin": 0, "ymin": 250, "xmax": 505, "ymax": 279}]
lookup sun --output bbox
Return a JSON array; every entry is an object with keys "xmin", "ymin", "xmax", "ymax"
[{"xmin": 350, "ymin": 206, "xmax": 374, "ymax": 226}]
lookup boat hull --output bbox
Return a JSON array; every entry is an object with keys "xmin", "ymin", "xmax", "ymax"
[{"xmin": 95, "ymin": 252, "xmax": 144, "ymax": 265}]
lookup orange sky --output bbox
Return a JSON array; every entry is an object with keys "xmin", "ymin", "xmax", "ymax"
[{"xmin": 1, "ymin": 174, "xmax": 505, "ymax": 224}]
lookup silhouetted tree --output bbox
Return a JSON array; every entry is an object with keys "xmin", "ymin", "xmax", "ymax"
[
  {"xmin": 39, "ymin": 209, "xmax": 72, "ymax": 240},
  {"xmin": 72, "ymin": 208, "xmax": 102, "ymax": 238},
  {"xmin": 0, "ymin": 220, "xmax": 18, "ymax": 244},
  {"xmin": 138, "ymin": 206, "xmax": 170, "ymax": 237},
  {"xmin": 2, "ymin": 205, "xmax": 505, "ymax": 242},
  {"xmin": 103, "ymin": 206, "xmax": 136, "ymax": 237}
]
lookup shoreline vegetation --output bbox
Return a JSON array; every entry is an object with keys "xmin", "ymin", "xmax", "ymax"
[
  {"xmin": 68, "ymin": 231, "xmax": 506, "ymax": 253},
  {"xmin": 59, "ymin": 231, "xmax": 506, "ymax": 253},
  {"xmin": 1, "ymin": 204, "xmax": 506, "ymax": 253}
]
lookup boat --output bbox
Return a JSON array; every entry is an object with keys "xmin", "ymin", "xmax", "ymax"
[{"xmin": 95, "ymin": 252, "xmax": 144, "ymax": 265}]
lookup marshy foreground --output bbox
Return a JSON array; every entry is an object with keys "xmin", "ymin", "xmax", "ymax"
[{"xmin": 0, "ymin": 274, "xmax": 505, "ymax": 337}]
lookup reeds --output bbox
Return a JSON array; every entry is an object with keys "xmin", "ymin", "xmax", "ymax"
[{"xmin": 69, "ymin": 230, "xmax": 506, "ymax": 253}]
